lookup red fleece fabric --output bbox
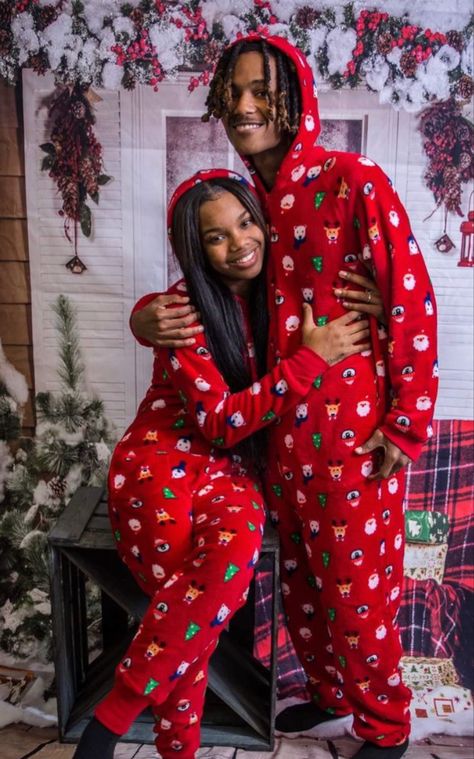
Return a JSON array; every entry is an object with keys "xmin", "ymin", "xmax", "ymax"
[
  {"xmin": 130, "ymin": 34, "xmax": 437, "ymax": 748},
  {"xmin": 101, "ymin": 188, "xmax": 330, "ymax": 758},
  {"xmin": 235, "ymin": 33, "xmax": 437, "ymax": 746}
]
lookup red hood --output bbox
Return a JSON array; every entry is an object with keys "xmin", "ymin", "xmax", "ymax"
[
  {"xmin": 225, "ymin": 33, "xmax": 321, "ymax": 192},
  {"xmin": 167, "ymin": 168, "xmax": 258, "ymax": 236}
]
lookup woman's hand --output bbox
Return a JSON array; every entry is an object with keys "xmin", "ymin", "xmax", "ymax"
[
  {"xmin": 301, "ymin": 304, "xmax": 370, "ymax": 366},
  {"xmin": 334, "ymin": 270, "xmax": 386, "ymax": 324},
  {"xmin": 131, "ymin": 294, "xmax": 204, "ymax": 347}
]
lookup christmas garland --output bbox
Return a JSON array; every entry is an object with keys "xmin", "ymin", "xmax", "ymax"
[
  {"xmin": 2, "ymin": 1, "xmax": 472, "ymax": 107},
  {"xmin": 1, "ymin": 1, "xmax": 473, "ymax": 254},
  {"xmin": 40, "ymin": 83, "xmax": 111, "ymax": 272}
]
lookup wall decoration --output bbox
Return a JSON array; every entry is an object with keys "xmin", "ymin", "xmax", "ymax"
[{"xmin": 40, "ymin": 82, "xmax": 111, "ymax": 273}]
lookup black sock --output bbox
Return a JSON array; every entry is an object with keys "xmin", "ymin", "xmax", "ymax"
[
  {"xmin": 353, "ymin": 739, "xmax": 409, "ymax": 759},
  {"xmin": 72, "ymin": 717, "xmax": 121, "ymax": 759},
  {"xmin": 275, "ymin": 701, "xmax": 349, "ymax": 732}
]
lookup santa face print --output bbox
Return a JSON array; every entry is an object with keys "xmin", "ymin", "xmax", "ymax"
[{"xmin": 199, "ymin": 191, "xmax": 265, "ymax": 296}]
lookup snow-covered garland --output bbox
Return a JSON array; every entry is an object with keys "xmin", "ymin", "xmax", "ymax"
[{"xmin": 2, "ymin": 1, "xmax": 472, "ymax": 109}]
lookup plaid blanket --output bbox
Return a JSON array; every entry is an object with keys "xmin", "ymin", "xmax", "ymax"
[{"xmin": 254, "ymin": 420, "xmax": 474, "ymax": 698}]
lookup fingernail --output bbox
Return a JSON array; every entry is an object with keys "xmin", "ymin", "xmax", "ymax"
[
  {"xmin": 334, "ymin": 288, "xmax": 342, "ymax": 296},
  {"xmin": 339, "ymin": 270, "xmax": 348, "ymax": 278},
  {"xmin": 355, "ymin": 446, "xmax": 363, "ymax": 454}
]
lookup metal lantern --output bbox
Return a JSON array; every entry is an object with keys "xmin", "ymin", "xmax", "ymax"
[{"xmin": 458, "ymin": 192, "xmax": 474, "ymax": 268}]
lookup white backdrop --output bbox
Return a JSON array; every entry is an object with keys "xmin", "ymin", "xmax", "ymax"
[{"xmin": 23, "ymin": 71, "xmax": 474, "ymax": 434}]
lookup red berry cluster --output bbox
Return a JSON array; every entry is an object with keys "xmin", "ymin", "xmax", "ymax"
[
  {"xmin": 111, "ymin": 29, "xmax": 163, "ymax": 91},
  {"xmin": 345, "ymin": 10, "xmax": 450, "ymax": 81}
]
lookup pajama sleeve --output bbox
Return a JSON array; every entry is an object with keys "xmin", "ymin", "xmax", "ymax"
[
  {"xmin": 354, "ymin": 163, "xmax": 438, "ymax": 462},
  {"xmin": 155, "ymin": 332, "xmax": 327, "ymax": 448}
]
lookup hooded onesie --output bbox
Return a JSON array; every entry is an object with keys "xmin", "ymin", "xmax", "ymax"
[
  {"xmin": 98, "ymin": 169, "xmax": 333, "ymax": 759},
  {"xmin": 227, "ymin": 34, "xmax": 438, "ymax": 746}
]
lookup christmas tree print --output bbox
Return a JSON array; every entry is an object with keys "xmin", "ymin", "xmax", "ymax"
[
  {"xmin": 224, "ymin": 563, "xmax": 240, "ymax": 582},
  {"xmin": 185, "ymin": 621, "xmax": 200, "ymax": 640}
]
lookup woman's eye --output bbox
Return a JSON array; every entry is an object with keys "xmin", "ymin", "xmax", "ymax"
[{"xmin": 241, "ymin": 218, "xmax": 252, "ymax": 228}]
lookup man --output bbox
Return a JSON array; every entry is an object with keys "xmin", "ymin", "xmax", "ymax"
[{"xmin": 132, "ymin": 34, "xmax": 438, "ymax": 759}]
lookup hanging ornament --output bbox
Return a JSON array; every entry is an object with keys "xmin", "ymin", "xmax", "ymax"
[
  {"xmin": 434, "ymin": 234, "xmax": 455, "ymax": 253},
  {"xmin": 65, "ymin": 255, "xmax": 87, "ymax": 274},
  {"xmin": 433, "ymin": 208, "xmax": 455, "ymax": 253},
  {"xmin": 458, "ymin": 192, "xmax": 474, "ymax": 268}
]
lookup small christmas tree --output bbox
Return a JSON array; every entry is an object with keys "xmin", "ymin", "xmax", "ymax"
[{"xmin": 0, "ymin": 296, "xmax": 115, "ymax": 664}]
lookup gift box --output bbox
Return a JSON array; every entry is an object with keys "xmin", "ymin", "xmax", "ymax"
[
  {"xmin": 401, "ymin": 656, "xmax": 459, "ymax": 690},
  {"xmin": 403, "ymin": 542, "xmax": 448, "ymax": 584},
  {"xmin": 405, "ymin": 509, "xmax": 449, "ymax": 544},
  {"xmin": 409, "ymin": 684, "xmax": 473, "ymax": 721}
]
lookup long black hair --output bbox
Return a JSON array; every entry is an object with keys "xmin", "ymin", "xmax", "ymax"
[{"xmin": 171, "ymin": 178, "xmax": 269, "ymax": 464}]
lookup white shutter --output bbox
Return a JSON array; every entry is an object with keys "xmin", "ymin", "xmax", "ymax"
[{"xmin": 23, "ymin": 71, "xmax": 137, "ymax": 432}]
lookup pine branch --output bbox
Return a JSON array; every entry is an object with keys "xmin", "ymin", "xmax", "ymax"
[
  {"xmin": 36, "ymin": 438, "xmax": 81, "ymax": 477},
  {"xmin": 53, "ymin": 295, "xmax": 85, "ymax": 392}
]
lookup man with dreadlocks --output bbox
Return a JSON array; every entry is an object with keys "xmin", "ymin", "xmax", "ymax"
[{"xmin": 131, "ymin": 34, "xmax": 438, "ymax": 759}]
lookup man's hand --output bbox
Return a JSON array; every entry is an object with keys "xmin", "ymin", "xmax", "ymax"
[
  {"xmin": 131, "ymin": 294, "xmax": 204, "ymax": 347},
  {"xmin": 355, "ymin": 428, "xmax": 411, "ymax": 479}
]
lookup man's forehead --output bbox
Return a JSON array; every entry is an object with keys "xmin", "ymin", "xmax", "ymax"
[{"xmin": 231, "ymin": 50, "xmax": 277, "ymax": 84}]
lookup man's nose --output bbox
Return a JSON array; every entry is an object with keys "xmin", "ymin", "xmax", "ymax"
[{"xmin": 233, "ymin": 89, "xmax": 256, "ymax": 114}]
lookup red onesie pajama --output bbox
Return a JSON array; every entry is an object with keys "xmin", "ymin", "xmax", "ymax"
[
  {"xmin": 98, "ymin": 268, "xmax": 329, "ymax": 757},
  {"xmin": 231, "ymin": 33, "xmax": 439, "ymax": 748}
]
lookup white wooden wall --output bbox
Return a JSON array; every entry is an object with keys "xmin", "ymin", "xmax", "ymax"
[{"xmin": 23, "ymin": 74, "xmax": 473, "ymax": 433}]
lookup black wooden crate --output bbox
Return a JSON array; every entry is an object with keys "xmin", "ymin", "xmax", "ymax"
[{"xmin": 48, "ymin": 486, "xmax": 279, "ymax": 750}]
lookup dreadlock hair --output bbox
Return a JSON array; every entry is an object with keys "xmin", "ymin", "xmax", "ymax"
[
  {"xmin": 203, "ymin": 39, "xmax": 301, "ymax": 136},
  {"xmin": 170, "ymin": 178, "xmax": 269, "ymax": 466}
]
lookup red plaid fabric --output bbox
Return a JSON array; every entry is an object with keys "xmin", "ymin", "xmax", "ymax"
[
  {"xmin": 399, "ymin": 420, "xmax": 474, "ymax": 689},
  {"xmin": 254, "ymin": 420, "xmax": 474, "ymax": 697}
]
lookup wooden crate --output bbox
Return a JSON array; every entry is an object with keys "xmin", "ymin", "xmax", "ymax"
[{"xmin": 48, "ymin": 486, "xmax": 279, "ymax": 751}]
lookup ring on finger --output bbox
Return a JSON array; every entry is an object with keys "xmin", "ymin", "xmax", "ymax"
[{"xmin": 366, "ymin": 289, "xmax": 373, "ymax": 303}]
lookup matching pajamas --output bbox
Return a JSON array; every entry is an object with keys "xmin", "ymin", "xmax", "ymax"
[
  {"xmin": 233, "ymin": 33, "xmax": 439, "ymax": 747},
  {"xmin": 98, "ymin": 280, "xmax": 328, "ymax": 758}
]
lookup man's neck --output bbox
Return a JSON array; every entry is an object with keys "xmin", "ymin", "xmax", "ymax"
[{"xmin": 251, "ymin": 136, "xmax": 291, "ymax": 191}]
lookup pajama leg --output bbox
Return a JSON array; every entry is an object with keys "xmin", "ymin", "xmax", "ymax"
[
  {"xmin": 151, "ymin": 648, "xmax": 213, "ymax": 758},
  {"xmin": 266, "ymin": 469, "xmax": 352, "ymax": 716},
  {"xmin": 96, "ymin": 462, "xmax": 265, "ymax": 759},
  {"xmin": 304, "ymin": 471, "xmax": 411, "ymax": 746}
]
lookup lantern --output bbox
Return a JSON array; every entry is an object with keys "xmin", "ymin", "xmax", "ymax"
[{"xmin": 458, "ymin": 193, "xmax": 474, "ymax": 268}]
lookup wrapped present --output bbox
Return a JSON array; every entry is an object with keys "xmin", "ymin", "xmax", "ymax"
[
  {"xmin": 401, "ymin": 656, "xmax": 459, "ymax": 689},
  {"xmin": 409, "ymin": 684, "xmax": 473, "ymax": 736},
  {"xmin": 403, "ymin": 542, "xmax": 448, "ymax": 584},
  {"xmin": 405, "ymin": 509, "xmax": 449, "ymax": 544}
]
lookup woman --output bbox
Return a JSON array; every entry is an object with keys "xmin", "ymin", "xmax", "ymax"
[{"xmin": 74, "ymin": 169, "xmax": 378, "ymax": 759}]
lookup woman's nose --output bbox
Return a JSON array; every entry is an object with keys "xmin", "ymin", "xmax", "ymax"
[{"xmin": 229, "ymin": 229, "xmax": 246, "ymax": 251}]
